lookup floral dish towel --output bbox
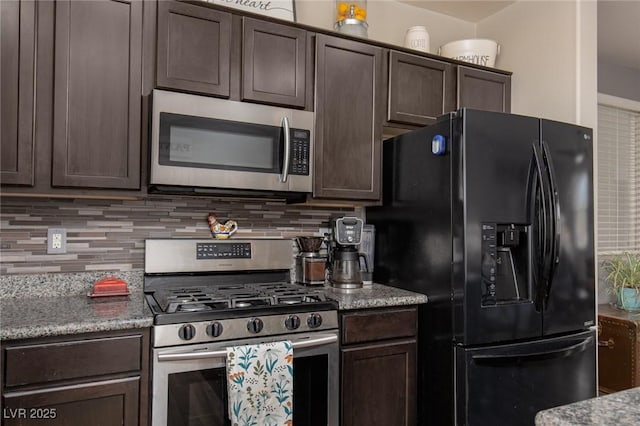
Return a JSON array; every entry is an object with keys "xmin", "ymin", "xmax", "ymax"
[{"xmin": 226, "ymin": 341, "xmax": 293, "ymax": 426}]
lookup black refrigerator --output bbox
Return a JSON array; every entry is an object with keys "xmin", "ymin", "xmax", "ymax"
[{"xmin": 367, "ymin": 109, "xmax": 596, "ymax": 426}]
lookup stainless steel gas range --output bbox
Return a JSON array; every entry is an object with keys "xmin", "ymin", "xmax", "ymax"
[{"xmin": 144, "ymin": 239, "xmax": 339, "ymax": 426}]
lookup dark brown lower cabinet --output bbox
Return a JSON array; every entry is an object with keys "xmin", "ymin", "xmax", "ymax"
[
  {"xmin": 340, "ymin": 307, "xmax": 418, "ymax": 426},
  {"xmin": 2, "ymin": 377, "xmax": 139, "ymax": 426},
  {"xmin": 597, "ymin": 304, "xmax": 640, "ymax": 395},
  {"xmin": 1, "ymin": 329, "xmax": 150, "ymax": 426}
]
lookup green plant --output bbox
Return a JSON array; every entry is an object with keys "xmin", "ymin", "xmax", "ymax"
[{"xmin": 602, "ymin": 252, "xmax": 640, "ymax": 300}]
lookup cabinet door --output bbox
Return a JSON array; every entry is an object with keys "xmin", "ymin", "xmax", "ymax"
[
  {"xmin": 2, "ymin": 377, "xmax": 139, "ymax": 426},
  {"xmin": 387, "ymin": 51, "xmax": 455, "ymax": 126},
  {"xmin": 1, "ymin": 0, "xmax": 36, "ymax": 186},
  {"xmin": 598, "ymin": 314, "xmax": 640, "ymax": 394},
  {"xmin": 314, "ymin": 34, "xmax": 383, "ymax": 200},
  {"xmin": 457, "ymin": 66, "xmax": 511, "ymax": 113},
  {"xmin": 342, "ymin": 339, "xmax": 417, "ymax": 426},
  {"xmin": 242, "ymin": 18, "xmax": 306, "ymax": 108},
  {"xmin": 51, "ymin": 0, "xmax": 142, "ymax": 189},
  {"xmin": 157, "ymin": 0, "xmax": 231, "ymax": 97}
]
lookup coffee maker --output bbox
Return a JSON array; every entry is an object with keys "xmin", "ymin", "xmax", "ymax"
[
  {"xmin": 295, "ymin": 237, "xmax": 327, "ymax": 286},
  {"xmin": 328, "ymin": 217, "xmax": 369, "ymax": 289}
]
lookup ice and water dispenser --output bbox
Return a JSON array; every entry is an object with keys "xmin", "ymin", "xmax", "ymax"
[{"xmin": 481, "ymin": 223, "xmax": 531, "ymax": 305}]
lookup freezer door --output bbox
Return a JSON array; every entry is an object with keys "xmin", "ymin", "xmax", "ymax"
[
  {"xmin": 454, "ymin": 330, "xmax": 596, "ymax": 426},
  {"xmin": 458, "ymin": 110, "xmax": 542, "ymax": 345},
  {"xmin": 540, "ymin": 120, "xmax": 595, "ymax": 335}
]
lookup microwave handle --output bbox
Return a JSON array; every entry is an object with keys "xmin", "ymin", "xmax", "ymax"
[{"xmin": 280, "ymin": 116, "xmax": 291, "ymax": 183}]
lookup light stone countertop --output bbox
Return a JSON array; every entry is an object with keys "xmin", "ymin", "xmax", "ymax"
[
  {"xmin": 535, "ymin": 387, "xmax": 640, "ymax": 426},
  {"xmin": 323, "ymin": 283, "xmax": 428, "ymax": 310},
  {"xmin": 0, "ymin": 292, "xmax": 154, "ymax": 340},
  {"xmin": 0, "ymin": 273, "xmax": 428, "ymax": 340},
  {"xmin": 0, "ymin": 271, "xmax": 153, "ymax": 341}
]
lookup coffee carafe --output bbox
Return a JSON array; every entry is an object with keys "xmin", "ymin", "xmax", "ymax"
[
  {"xmin": 295, "ymin": 237, "xmax": 327, "ymax": 286},
  {"xmin": 329, "ymin": 217, "xmax": 369, "ymax": 289}
]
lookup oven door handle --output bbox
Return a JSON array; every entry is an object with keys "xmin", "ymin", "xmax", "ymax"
[{"xmin": 156, "ymin": 334, "xmax": 338, "ymax": 362}]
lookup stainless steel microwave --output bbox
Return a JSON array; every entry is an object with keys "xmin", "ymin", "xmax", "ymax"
[{"xmin": 150, "ymin": 90, "xmax": 314, "ymax": 195}]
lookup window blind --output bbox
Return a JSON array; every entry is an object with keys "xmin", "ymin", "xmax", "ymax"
[{"xmin": 597, "ymin": 103, "xmax": 639, "ymax": 254}]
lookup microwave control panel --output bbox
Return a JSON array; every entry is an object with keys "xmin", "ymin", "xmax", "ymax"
[{"xmin": 289, "ymin": 129, "xmax": 310, "ymax": 175}]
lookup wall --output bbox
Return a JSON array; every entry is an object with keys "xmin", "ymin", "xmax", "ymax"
[
  {"xmin": 298, "ymin": 0, "xmax": 598, "ymax": 128},
  {"xmin": 0, "ymin": 196, "xmax": 356, "ymax": 275},
  {"xmin": 295, "ymin": 0, "xmax": 476, "ymax": 54},
  {"xmin": 476, "ymin": 1, "xmax": 597, "ymax": 129},
  {"xmin": 598, "ymin": 61, "xmax": 640, "ymax": 102}
]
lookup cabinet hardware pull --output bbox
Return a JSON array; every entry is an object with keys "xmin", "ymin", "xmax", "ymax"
[{"xmin": 598, "ymin": 338, "xmax": 615, "ymax": 349}]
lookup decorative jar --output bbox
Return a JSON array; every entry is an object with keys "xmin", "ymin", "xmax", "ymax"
[
  {"xmin": 335, "ymin": 1, "xmax": 368, "ymax": 38},
  {"xmin": 404, "ymin": 26, "xmax": 430, "ymax": 53}
]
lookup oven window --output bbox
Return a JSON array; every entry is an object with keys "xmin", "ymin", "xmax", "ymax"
[
  {"xmin": 159, "ymin": 113, "xmax": 282, "ymax": 173},
  {"xmin": 293, "ymin": 354, "xmax": 329, "ymax": 426},
  {"xmin": 165, "ymin": 355, "xmax": 328, "ymax": 426},
  {"xmin": 167, "ymin": 368, "xmax": 229, "ymax": 426}
]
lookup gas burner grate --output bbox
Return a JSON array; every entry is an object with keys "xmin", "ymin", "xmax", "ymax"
[
  {"xmin": 274, "ymin": 294, "xmax": 326, "ymax": 305},
  {"xmin": 231, "ymin": 296, "xmax": 273, "ymax": 308},
  {"xmin": 152, "ymin": 282, "xmax": 329, "ymax": 314},
  {"xmin": 177, "ymin": 303, "xmax": 214, "ymax": 312}
]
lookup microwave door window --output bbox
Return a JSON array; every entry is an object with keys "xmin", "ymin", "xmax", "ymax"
[
  {"xmin": 169, "ymin": 126, "xmax": 275, "ymax": 170},
  {"xmin": 159, "ymin": 113, "xmax": 282, "ymax": 174}
]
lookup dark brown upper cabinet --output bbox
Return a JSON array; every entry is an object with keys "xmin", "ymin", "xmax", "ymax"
[
  {"xmin": 314, "ymin": 34, "xmax": 383, "ymax": 201},
  {"xmin": 457, "ymin": 65, "xmax": 511, "ymax": 113},
  {"xmin": 242, "ymin": 18, "xmax": 307, "ymax": 108},
  {"xmin": 387, "ymin": 51, "xmax": 456, "ymax": 127},
  {"xmin": 156, "ymin": 1, "xmax": 231, "ymax": 98},
  {"xmin": 51, "ymin": 0, "xmax": 143, "ymax": 189},
  {"xmin": 1, "ymin": 0, "xmax": 36, "ymax": 186}
]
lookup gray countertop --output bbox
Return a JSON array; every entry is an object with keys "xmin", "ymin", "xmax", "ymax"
[
  {"xmin": 323, "ymin": 283, "xmax": 428, "ymax": 310},
  {"xmin": 535, "ymin": 388, "xmax": 640, "ymax": 425},
  {"xmin": 0, "ymin": 292, "xmax": 154, "ymax": 341},
  {"xmin": 0, "ymin": 273, "xmax": 428, "ymax": 341},
  {"xmin": 0, "ymin": 271, "xmax": 153, "ymax": 341}
]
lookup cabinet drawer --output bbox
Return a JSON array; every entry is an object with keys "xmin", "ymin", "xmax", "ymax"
[
  {"xmin": 342, "ymin": 307, "xmax": 417, "ymax": 345},
  {"xmin": 598, "ymin": 314, "xmax": 640, "ymax": 393},
  {"xmin": 4, "ymin": 335, "xmax": 142, "ymax": 388}
]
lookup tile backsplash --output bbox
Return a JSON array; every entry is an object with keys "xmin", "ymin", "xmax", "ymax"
[{"xmin": 0, "ymin": 196, "xmax": 358, "ymax": 275}]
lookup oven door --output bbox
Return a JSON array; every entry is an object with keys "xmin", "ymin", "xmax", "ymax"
[
  {"xmin": 150, "ymin": 89, "xmax": 313, "ymax": 193},
  {"xmin": 152, "ymin": 331, "xmax": 339, "ymax": 426}
]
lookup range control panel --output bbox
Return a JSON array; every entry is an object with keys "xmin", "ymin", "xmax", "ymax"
[
  {"xmin": 196, "ymin": 242, "xmax": 252, "ymax": 259},
  {"xmin": 289, "ymin": 129, "xmax": 310, "ymax": 176}
]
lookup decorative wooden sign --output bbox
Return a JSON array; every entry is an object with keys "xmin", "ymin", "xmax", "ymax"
[{"xmin": 207, "ymin": 0, "xmax": 296, "ymax": 22}]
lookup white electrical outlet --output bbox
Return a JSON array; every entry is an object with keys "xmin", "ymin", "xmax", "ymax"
[{"xmin": 47, "ymin": 228, "xmax": 67, "ymax": 254}]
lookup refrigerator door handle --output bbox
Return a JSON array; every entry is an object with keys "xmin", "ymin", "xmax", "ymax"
[
  {"xmin": 530, "ymin": 143, "xmax": 552, "ymax": 311},
  {"xmin": 471, "ymin": 336, "xmax": 594, "ymax": 366},
  {"xmin": 541, "ymin": 141, "xmax": 560, "ymax": 304}
]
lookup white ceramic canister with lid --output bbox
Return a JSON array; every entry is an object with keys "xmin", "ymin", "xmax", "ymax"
[{"xmin": 404, "ymin": 26, "xmax": 430, "ymax": 53}]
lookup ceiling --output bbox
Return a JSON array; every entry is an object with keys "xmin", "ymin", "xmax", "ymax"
[
  {"xmin": 597, "ymin": 0, "xmax": 640, "ymax": 70},
  {"xmin": 398, "ymin": 0, "xmax": 640, "ymax": 71},
  {"xmin": 397, "ymin": 1, "xmax": 514, "ymax": 22}
]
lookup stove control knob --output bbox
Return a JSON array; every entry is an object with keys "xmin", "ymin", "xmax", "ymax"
[
  {"xmin": 285, "ymin": 315, "xmax": 301, "ymax": 330},
  {"xmin": 206, "ymin": 321, "xmax": 224, "ymax": 338},
  {"xmin": 307, "ymin": 313, "xmax": 323, "ymax": 329},
  {"xmin": 178, "ymin": 324, "xmax": 196, "ymax": 341},
  {"xmin": 247, "ymin": 318, "xmax": 264, "ymax": 334}
]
